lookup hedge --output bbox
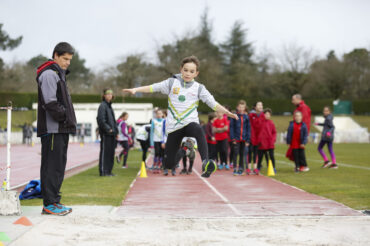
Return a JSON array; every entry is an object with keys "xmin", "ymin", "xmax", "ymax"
[{"xmin": 0, "ymin": 92, "xmax": 369, "ymax": 115}]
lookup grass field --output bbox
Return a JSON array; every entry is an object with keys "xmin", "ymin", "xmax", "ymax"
[
  {"xmin": 0, "ymin": 110, "xmax": 36, "ymax": 132},
  {"xmin": 271, "ymin": 143, "xmax": 370, "ymax": 210},
  {"xmin": 21, "ymin": 143, "xmax": 370, "ymax": 210},
  {"xmin": 20, "ymin": 150, "xmax": 142, "ymax": 206}
]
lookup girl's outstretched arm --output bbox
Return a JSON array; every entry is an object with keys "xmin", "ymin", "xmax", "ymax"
[
  {"xmin": 122, "ymin": 86, "xmax": 151, "ymax": 95},
  {"xmin": 215, "ymin": 104, "xmax": 238, "ymax": 120}
]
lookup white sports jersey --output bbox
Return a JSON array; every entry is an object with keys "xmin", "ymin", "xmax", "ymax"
[
  {"xmin": 136, "ymin": 124, "xmax": 150, "ymax": 141},
  {"xmin": 150, "ymin": 118, "xmax": 165, "ymax": 146},
  {"xmin": 151, "ymin": 74, "xmax": 218, "ymax": 134}
]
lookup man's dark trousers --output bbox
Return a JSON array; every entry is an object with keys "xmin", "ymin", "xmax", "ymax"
[{"xmin": 40, "ymin": 133, "xmax": 69, "ymax": 206}]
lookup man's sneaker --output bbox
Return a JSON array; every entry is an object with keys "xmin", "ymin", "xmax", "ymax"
[
  {"xmin": 329, "ymin": 163, "xmax": 338, "ymax": 169},
  {"xmin": 225, "ymin": 164, "xmax": 230, "ymax": 170},
  {"xmin": 321, "ymin": 161, "xmax": 331, "ymax": 168},
  {"xmin": 57, "ymin": 203, "xmax": 72, "ymax": 212},
  {"xmin": 300, "ymin": 166, "xmax": 310, "ymax": 172},
  {"xmin": 163, "ymin": 169, "xmax": 169, "ymax": 176},
  {"xmin": 233, "ymin": 169, "xmax": 238, "ymax": 176},
  {"xmin": 180, "ymin": 169, "xmax": 187, "ymax": 175},
  {"xmin": 42, "ymin": 203, "xmax": 71, "ymax": 216},
  {"xmin": 253, "ymin": 169, "xmax": 259, "ymax": 175},
  {"xmin": 237, "ymin": 169, "xmax": 245, "ymax": 176},
  {"xmin": 246, "ymin": 169, "xmax": 252, "ymax": 175},
  {"xmin": 201, "ymin": 159, "xmax": 217, "ymax": 178}
]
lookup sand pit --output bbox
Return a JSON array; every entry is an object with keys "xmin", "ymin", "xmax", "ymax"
[{"xmin": 7, "ymin": 206, "xmax": 370, "ymax": 246}]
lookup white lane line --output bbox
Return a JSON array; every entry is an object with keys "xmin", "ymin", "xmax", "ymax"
[
  {"xmin": 275, "ymin": 152, "xmax": 370, "ymax": 171},
  {"xmin": 193, "ymin": 168, "xmax": 242, "ymax": 216}
]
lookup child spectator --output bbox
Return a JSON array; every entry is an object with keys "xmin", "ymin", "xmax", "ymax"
[
  {"xmin": 177, "ymin": 137, "xmax": 196, "ymax": 175},
  {"xmin": 136, "ymin": 124, "xmax": 151, "ymax": 165},
  {"xmin": 116, "ymin": 112, "xmax": 131, "ymax": 168},
  {"xmin": 315, "ymin": 106, "xmax": 337, "ymax": 169},
  {"xmin": 257, "ymin": 108, "xmax": 276, "ymax": 171},
  {"xmin": 229, "ymin": 100, "xmax": 250, "ymax": 176},
  {"xmin": 150, "ymin": 109, "xmax": 166, "ymax": 173},
  {"xmin": 286, "ymin": 111, "xmax": 309, "ymax": 172},
  {"xmin": 248, "ymin": 101, "xmax": 265, "ymax": 175},
  {"xmin": 205, "ymin": 112, "xmax": 217, "ymax": 161},
  {"xmin": 213, "ymin": 111, "xmax": 230, "ymax": 170}
]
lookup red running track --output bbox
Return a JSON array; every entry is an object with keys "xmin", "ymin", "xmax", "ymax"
[
  {"xmin": 117, "ymin": 154, "xmax": 362, "ymax": 217},
  {"xmin": 0, "ymin": 143, "xmax": 100, "ymax": 189}
]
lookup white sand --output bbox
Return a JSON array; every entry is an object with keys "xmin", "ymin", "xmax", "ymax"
[{"xmin": 8, "ymin": 206, "xmax": 370, "ymax": 246}]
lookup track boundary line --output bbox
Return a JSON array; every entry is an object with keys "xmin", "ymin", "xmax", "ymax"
[{"xmin": 193, "ymin": 169, "xmax": 242, "ymax": 216}]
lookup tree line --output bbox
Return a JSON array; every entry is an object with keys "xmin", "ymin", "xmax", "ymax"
[{"xmin": 0, "ymin": 10, "xmax": 369, "ymax": 100}]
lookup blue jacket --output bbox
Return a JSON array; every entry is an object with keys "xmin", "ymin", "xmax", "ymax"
[
  {"xmin": 286, "ymin": 121, "xmax": 308, "ymax": 145},
  {"xmin": 229, "ymin": 113, "xmax": 251, "ymax": 142},
  {"xmin": 19, "ymin": 180, "xmax": 42, "ymax": 200}
]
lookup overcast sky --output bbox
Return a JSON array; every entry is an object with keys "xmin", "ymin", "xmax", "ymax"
[{"xmin": 0, "ymin": 0, "xmax": 369, "ymax": 69}]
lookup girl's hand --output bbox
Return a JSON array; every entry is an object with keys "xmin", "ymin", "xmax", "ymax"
[
  {"xmin": 122, "ymin": 88, "xmax": 136, "ymax": 95},
  {"xmin": 245, "ymin": 142, "xmax": 250, "ymax": 146},
  {"xmin": 161, "ymin": 143, "xmax": 165, "ymax": 149},
  {"xmin": 228, "ymin": 112, "xmax": 239, "ymax": 120},
  {"xmin": 300, "ymin": 144, "xmax": 305, "ymax": 148}
]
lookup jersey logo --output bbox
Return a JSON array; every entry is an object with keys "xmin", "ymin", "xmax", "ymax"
[
  {"xmin": 178, "ymin": 95, "xmax": 186, "ymax": 102},
  {"xmin": 173, "ymin": 87, "xmax": 180, "ymax": 94}
]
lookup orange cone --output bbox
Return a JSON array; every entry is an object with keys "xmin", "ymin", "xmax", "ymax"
[{"xmin": 13, "ymin": 216, "xmax": 33, "ymax": 226}]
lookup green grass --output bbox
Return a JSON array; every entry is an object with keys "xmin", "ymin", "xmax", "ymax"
[
  {"xmin": 352, "ymin": 115, "xmax": 370, "ymax": 130},
  {"xmin": 20, "ymin": 150, "xmax": 142, "ymax": 206},
  {"xmin": 0, "ymin": 110, "xmax": 36, "ymax": 132},
  {"xmin": 271, "ymin": 143, "xmax": 370, "ymax": 210}
]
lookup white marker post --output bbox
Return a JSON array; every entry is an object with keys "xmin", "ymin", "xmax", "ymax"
[{"xmin": 6, "ymin": 102, "xmax": 12, "ymax": 190}]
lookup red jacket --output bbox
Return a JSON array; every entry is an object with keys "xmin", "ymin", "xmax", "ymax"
[
  {"xmin": 293, "ymin": 101, "xmax": 311, "ymax": 133},
  {"xmin": 258, "ymin": 119, "xmax": 276, "ymax": 150},
  {"xmin": 213, "ymin": 117, "xmax": 229, "ymax": 141},
  {"xmin": 249, "ymin": 112, "xmax": 265, "ymax": 145}
]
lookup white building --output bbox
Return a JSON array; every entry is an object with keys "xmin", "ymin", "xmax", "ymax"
[{"xmin": 32, "ymin": 103, "xmax": 153, "ymax": 142}]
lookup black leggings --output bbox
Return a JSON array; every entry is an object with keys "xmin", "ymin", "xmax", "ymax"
[
  {"xmin": 292, "ymin": 148, "xmax": 307, "ymax": 168},
  {"xmin": 138, "ymin": 139, "xmax": 149, "ymax": 162},
  {"xmin": 232, "ymin": 142, "xmax": 245, "ymax": 170},
  {"xmin": 164, "ymin": 123, "xmax": 208, "ymax": 169},
  {"xmin": 208, "ymin": 143, "xmax": 217, "ymax": 160},
  {"xmin": 118, "ymin": 140, "xmax": 129, "ymax": 166},
  {"xmin": 248, "ymin": 144, "xmax": 258, "ymax": 164},
  {"xmin": 257, "ymin": 149, "xmax": 275, "ymax": 169},
  {"xmin": 154, "ymin": 141, "xmax": 164, "ymax": 159},
  {"xmin": 216, "ymin": 139, "xmax": 228, "ymax": 164},
  {"xmin": 228, "ymin": 141, "xmax": 234, "ymax": 164}
]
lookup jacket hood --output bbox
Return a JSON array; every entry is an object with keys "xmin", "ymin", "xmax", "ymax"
[{"xmin": 37, "ymin": 60, "xmax": 56, "ymax": 75}]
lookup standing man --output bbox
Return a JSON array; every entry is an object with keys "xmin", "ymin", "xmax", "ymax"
[
  {"xmin": 292, "ymin": 94, "xmax": 312, "ymax": 133},
  {"xmin": 36, "ymin": 42, "xmax": 76, "ymax": 215},
  {"xmin": 97, "ymin": 88, "xmax": 118, "ymax": 176}
]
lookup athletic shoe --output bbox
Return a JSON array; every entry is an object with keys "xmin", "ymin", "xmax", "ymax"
[
  {"xmin": 180, "ymin": 169, "xmax": 187, "ymax": 175},
  {"xmin": 274, "ymin": 168, "xmax": 277, "ymax": 174},
  {"xmin": 122, "ymin": 165, "xmax": 127, "ymax": 169},
  {"xmin": 163, "ymin": 169, "xmax": 169, "ymax": 176},
  {"xmin": 225, "ymin": 164, "xmax": 230, "ymax": 170},
  {"xmin": 329, "ymin": 163, "xmax": 338, "ymax": 169},
  {"xmin": 187, "ymin": 169, "xmax": 192, "ymax": 175},
  {"xmin": 116, "ymin": 155, "xmax": 120, "ymax": 164},
  {"xmin": 57, "ymin": 203, "xmax": 72, "ymax": 212},
  {"xmin": 246, "ymin": 169, "xmax": 252, "ymax": 175},
  {"xmin": 253, "ymin": 169, "xmax": 259, "ymax": 175},
  {"xmin": 230, "ymin": 163, "xmax": 234, "ymax": 168},
  {"xmin": 300, "ymin": 166, "xmax": 310, "ymax": 172},
  {"xmin": 233, "ymin": 169, "xmax": 238, "ymax": 176},
  {"xmin": 201, "ymin": 159, "xmax": 217, "ymax": 178},
  {"xmin": 42, "ymin": 203, "xmax": 71, "ymax": 216},
  {"xmin": 218, "ymin": 164, "xmax": 224, "ymax": 170},
  {"xmin": 238, "ymin": 169, "xmax": 245, "ymax": 176},
  {"xmin": 171, "ymin": 169, "xmax": 176, "ymax": 176},
  {"xmin": 295, "ymin": 167, "xmax": 300, "ymax": 173},
  {"xmin": 321, "ymin": 161, "xmax": 331, "ymax": 168}
]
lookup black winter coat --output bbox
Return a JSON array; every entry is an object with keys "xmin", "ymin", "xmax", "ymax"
[{"xmin": 97, "ymin": 100, "xmax": 118, "ymax": 136}]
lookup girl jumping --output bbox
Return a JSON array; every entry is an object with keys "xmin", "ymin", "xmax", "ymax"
[{"xmin": 123, "ymin": 56, "xmax": 237, "ymax": 177}]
